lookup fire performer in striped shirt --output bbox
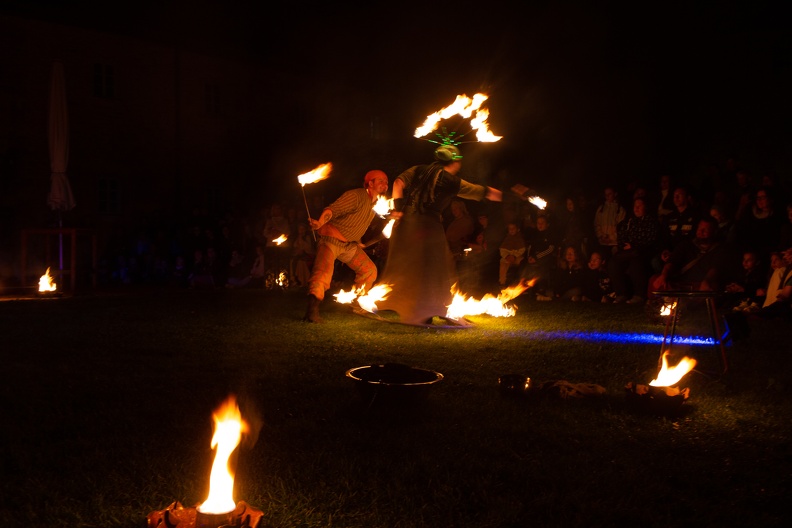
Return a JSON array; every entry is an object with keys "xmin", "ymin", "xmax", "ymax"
[{"xmin": 303, "ymin": 170, "xmax": 390, "ymax": 323}]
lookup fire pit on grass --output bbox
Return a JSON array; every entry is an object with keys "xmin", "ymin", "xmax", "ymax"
[{"xmin": 346, "ymin": 363, "xmax": 443, "ymax": 407}]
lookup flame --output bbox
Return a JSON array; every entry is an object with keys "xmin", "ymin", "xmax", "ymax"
[
  {"xmin": 272, "ymin": 235, "xmax": 288, "ymax": 245},
  {"xmin": 445, "ymin": 279, "xmax": 535, "ymax": 320},
  {"xmin": 334, "ymin": 286, "xmax": 363, "ymax": 304},
  {"xmin": 528, "ymin": 196, "xmax": 547, "ymax": 210},
  {"xmin": 382, "ymin": 218, "xmax": 395, "ymax": 239},
  {"xmin": 414, "ymin": 93, "xmax": 501, "ymax": 142},
  {"xmin": 649, "ymin": 351, "xmax": 697, "ymax": 387},
  {"xmin": 372, "ymin": 196, "xmax": 391, "ymax": 217},
  {"xmin": 198, "ymin": 396, "xmax": 249, "ymax": 515},
  {"xmin": 38, "ymin": 267, "xmax": 56, "ymax": 292},
  {"xmin": 660, "ymin": 302, "xmax": 677, "ymax": 317},
  {"xmin": 356, "ymin": 283, "xmax": 391, "ymax": 313},
  {"xmin": 297, "ymin": 163, "xmax": 333, "ymax": 186},
  {"xmin": 333, "ymin": 283, "xmax": 392, "ymax": 313},
  {"xmin": 277, "ymin": 271, "xmax": 287, "ymax": 287}
]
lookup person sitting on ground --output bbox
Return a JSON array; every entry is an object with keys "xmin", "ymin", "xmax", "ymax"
[
  {"xmin": 761, "ymin": 251, "xmax": 790, "ymax": 308},
  {"xmin": 756, "ymin": 247, "xmax": 792, "ymax": 320},
  {"xmin": 580, "ymin": 251, "xmax": 613, "ymax": 302},
  {"xmin": 726, "ymin": 250, "xmax": 766, "ymax": 312},
  {"xmin": 498, "ymin": 222, "xmax": 526, "ymax": 286},
  {"xmin": 554, "ymin": 245, "xmax": 585, "ymax": 301},
  {"xmin": 291, "ymin": 222, "xmax": 316, "ymax": 288},
  {"xmin": 523, "ymin": 214, "xmax": 558, "ymax": 300},
  {"xmin": 650, "ymin": 216, "xmax": 736, "ymax": 296}
]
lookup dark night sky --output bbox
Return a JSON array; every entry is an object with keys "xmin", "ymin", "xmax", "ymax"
[{"xmin": 4, "ymin": 0, "xmax": 792, "ymax": 195}]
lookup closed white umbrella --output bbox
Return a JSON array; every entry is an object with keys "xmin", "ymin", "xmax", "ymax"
[{"xmin": 47, "ymin": 61, "xmax": 75, "ymax": 276}]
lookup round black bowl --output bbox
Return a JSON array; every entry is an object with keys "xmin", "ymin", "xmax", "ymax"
[{"xmin": 346, "ymin": 364, "xmax": 444, "ymax": 406}]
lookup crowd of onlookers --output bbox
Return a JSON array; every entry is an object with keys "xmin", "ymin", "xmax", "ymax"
[{"xmin": 98, "ymin": 159, "xmax": 792, "ymax": 320}]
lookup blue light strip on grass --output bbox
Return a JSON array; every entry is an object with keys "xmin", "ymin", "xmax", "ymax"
[{"xmin": 511, "ymin": 330, "xmax": 719, "ymax": 346}]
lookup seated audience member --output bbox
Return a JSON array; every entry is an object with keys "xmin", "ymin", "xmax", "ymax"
[
  {"xmin": 726, "ymin": 250, "xmax": 766, "ymax": 312},
  {"xmin": 580, "ymin": 251, "xmax": 614, "ymax": 302},
  {"xmin": 762, "ymin": 251, "xmax": 790, "ymax": 308},
  {"xmin": 733, "ymin": 186, "xmax": 783, "ymax": 264},
  {"xmin": 498, "ymin": 222, "xmax": 527, "ymax": 286},
  {"xmin": 291, "ymin": 222, "xmax": 316, "ymax": 288},
  {"xmin": 756, "ymin": 248, "xmax": 792, "ymax": 320},
  {"xmin": 777, "ymin": 202, "xmax": 792, "ymax": 251},
  {"xmin": 609, "ymin": 197, "xmax": 660, "ymax": 304},
  {"xmin": 523, "ymin": 214, "xmax": 559, "ymax": 300},
  {"xmin": 650, "ymin": 217, "xmax": 736, "ymax": 296},
  {"xmin": 554, "ymin": 245, "xmax": 585, "ymax": 301},
  {"xmin": 225, "ymin": 248, "xmax": 252, "ymax": 288}
]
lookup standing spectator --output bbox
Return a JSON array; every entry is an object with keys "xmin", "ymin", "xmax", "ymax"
[
  {"xmin": 609, "ymin": 197, "xmax": 661, "ymax": 304},
  {"xmin": 593, "ymin": 186, "xmax": 626, "ymax": 256}
]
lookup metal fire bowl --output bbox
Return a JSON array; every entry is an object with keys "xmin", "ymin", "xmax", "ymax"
[{"xmin": 346, "ymin": 364, "xmax": 444, "ymax": 406}]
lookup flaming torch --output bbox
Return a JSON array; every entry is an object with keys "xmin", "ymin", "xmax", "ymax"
[{"xmin": 297, "ymin": 163, "xmax": 333, "ymax": 240}]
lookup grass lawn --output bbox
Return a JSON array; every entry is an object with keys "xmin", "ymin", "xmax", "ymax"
[{"xmin": 1, "ymin": 287, "xmax": 790, "ymax": 527}]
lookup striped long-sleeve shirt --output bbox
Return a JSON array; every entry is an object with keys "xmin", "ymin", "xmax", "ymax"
[{"xmin": 326, "ymin": 188, "xmax": 376, "ymax": 242}]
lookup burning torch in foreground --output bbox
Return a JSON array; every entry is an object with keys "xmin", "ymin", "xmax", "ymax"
[
  {"xmin": 147, "ymin": 396, "xmax": 263, "ymax": 528},
  {"xmin": 297, "ymin": 163, "xmax": 333, "ymax": 241}
]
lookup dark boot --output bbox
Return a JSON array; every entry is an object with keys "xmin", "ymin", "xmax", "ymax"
[{"xmin": 303, "ymin": 294, "xmax": 323, "ymax": 323}]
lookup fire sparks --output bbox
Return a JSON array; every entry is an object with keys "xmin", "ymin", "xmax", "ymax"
[
  {"xmin": 414, "ymin": 93, "xmax": 501, "ymax": 143},
  {"xmin": 297, "ymin": 163, "xmax": 333, "ymax": 186},
  {"xmin": 272, "ymin": 234, "xmax": 288, "ymax": 245},
  {"xmin": 198, "ymin": 396, "xmax": 249, "ymax": 515},
  {"xmin": 38, "ymin": 267, "xmax": 56, "ymax": 292},
  {"xmin": 649, "ymin": 351, "xmax": 697, "ymax": 387},
  {"xmin": 446, "ymin": 280, "xmax": 534, "ymax": 320},
  {"xmin": 335, "ymin": 283, "xmax": 392, "ymax": 313}
]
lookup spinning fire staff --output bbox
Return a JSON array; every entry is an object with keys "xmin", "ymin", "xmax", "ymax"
[
  {"xmin": 371, "ymin": 93, "xmax": 543, "ymax": 326},
  {"xmin": 297, "ymin": 163, "xmax": 333, "ymax": 241},
  {"xmin": 302, "ymin": 169, "xmax": 391, "ymax": 323}
]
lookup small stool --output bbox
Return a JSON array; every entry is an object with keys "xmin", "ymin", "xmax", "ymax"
[{"xmin": 652, "ymin": 290, "xmax": 729, "ymax": 375}]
